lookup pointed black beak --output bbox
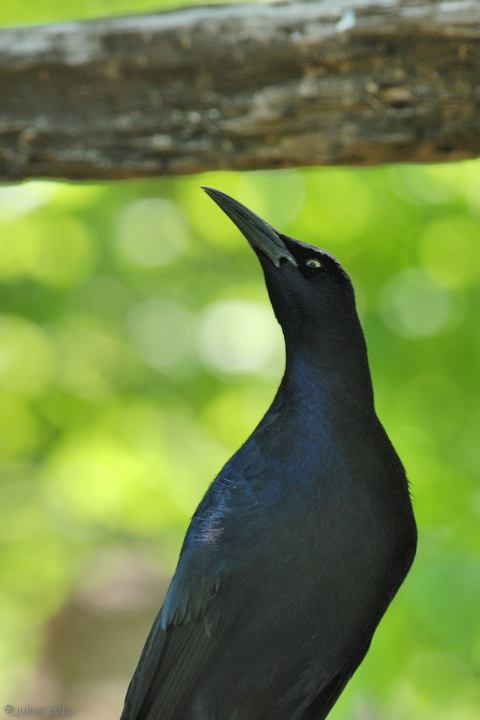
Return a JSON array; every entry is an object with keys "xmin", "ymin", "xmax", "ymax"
[{"xmin": 202, "ymin": 187, "xmax": 298, "ymax": 268}]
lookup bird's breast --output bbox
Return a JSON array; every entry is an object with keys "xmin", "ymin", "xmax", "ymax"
[{"xmin": 221, "ymin": 411, "xmax": 415, "ymax": 594}]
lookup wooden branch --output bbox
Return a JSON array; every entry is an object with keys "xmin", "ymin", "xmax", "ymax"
[{"xmin": 1, "ymin": 0, "xmax": 480, "ymax": 180}]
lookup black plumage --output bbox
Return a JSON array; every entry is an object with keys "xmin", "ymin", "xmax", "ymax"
[{"xmin": 120, "ymin": 188, "xmax": 417, "ymax": 720}]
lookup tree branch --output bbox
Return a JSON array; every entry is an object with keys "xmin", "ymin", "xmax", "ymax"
[{"xmin": 1, "ymin": 0, "xmax": 480, "ymax": 180}]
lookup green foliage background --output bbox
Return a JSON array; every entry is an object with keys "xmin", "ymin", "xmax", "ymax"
[{"xmin": 1, "ymin": 2, "xmax": 480, "ymax": 719}]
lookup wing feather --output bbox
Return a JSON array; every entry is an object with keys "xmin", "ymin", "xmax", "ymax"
[{"xmin": 120, "ymin": 485, "xmax": 229, "ymax": 720}]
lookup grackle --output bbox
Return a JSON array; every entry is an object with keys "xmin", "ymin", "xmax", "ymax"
[{"xmin": 120, "ymin": 188, "xmax": 417, "ymax": 720}]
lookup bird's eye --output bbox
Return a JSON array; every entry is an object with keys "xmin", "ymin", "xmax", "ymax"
[{"xmin": 305, "ymin": 258, "xmax": 323, "ymax": 269}]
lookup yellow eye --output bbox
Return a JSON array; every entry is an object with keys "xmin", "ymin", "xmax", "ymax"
[{"xmin": 305, "ymin": 258, "xmax": 322, "ymax": 269}]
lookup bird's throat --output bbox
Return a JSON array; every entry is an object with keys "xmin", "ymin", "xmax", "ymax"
[{"xmin": 281, "ymin": 337, "xmax": 375, "ymax": 413}]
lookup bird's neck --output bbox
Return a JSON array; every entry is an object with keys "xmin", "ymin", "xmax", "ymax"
[{"xmin": 280, "ymin": 332, "xmax": 375, "ymax": 414}]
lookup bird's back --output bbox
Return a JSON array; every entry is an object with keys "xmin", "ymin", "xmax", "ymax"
[{"xmin": 122, "ymin": 394, "xmax": 416, "ymax": 720}]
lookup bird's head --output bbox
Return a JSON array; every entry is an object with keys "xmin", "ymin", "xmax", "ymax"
[
  {"xmin": 202, "ymin": 187, "xmax": 359, "ymax": 345},
  {"xmin": 202, "ymin": 186, "xmax": 373, "ymax": 402}
]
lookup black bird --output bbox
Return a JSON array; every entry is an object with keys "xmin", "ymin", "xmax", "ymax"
[{"xmin": 120, "ymin": 188, "xmax": 417, "ymax": 720}]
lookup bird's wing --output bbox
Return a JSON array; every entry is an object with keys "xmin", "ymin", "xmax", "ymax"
[
  {"xmin": 120, "ymin": 487, "xmax": 230, "ymax": 720},
  {"xmin": 297, "ymin": 644, "xmax": 370, "ymax": 720},
  {"xmin": 297, "ymin": 667, "xmax": 355, "ymax": 720}
]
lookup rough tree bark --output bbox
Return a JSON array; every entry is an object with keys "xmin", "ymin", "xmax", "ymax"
[{"xmin": 0, "ymin": 0, "xmax": 479, "ymax": 180}]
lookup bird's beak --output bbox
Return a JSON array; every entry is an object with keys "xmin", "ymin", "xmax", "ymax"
[{"xmin": 202, "ymin": 187, "xmax": 298, "ymax": 268}]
